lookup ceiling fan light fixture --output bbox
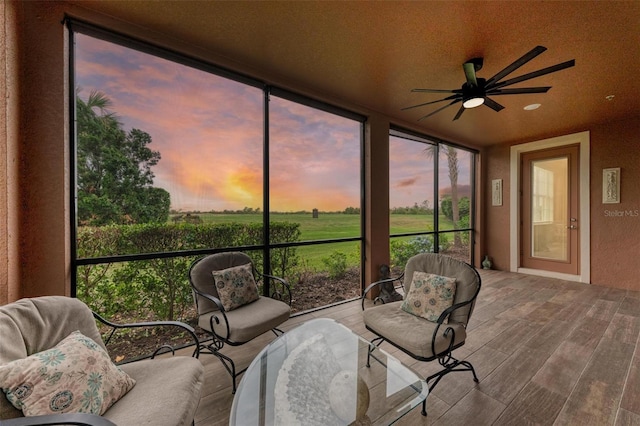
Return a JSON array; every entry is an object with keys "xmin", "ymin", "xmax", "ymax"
[
  {"xmin": 524, "ymin": 103, "xmax": 541, "ymax": 110},
  {"xmin": 463, "ymin": 96, "xmax": 485, "ymax": 108}
]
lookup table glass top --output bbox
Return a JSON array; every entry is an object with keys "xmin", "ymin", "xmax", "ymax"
[{"xmin": 229, "ymin": 318, "xmax": 428, "ymax": 425}]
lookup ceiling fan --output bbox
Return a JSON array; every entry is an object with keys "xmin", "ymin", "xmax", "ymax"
[{"xmin": 404, "ymin": 46, "xmax": 575, "ymax": 121}]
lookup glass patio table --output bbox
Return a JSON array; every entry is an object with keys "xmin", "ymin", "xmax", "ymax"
[{"xmin": 229, "ymin": 318, "xmax": 428, "ymax": 425}]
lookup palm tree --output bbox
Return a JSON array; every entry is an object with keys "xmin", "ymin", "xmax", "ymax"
[{"xmin": 425, "ymin": 144, "xmax": 462, "ymax": 247}]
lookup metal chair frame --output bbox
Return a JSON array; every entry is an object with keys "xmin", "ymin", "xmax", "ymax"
[
  {"xmin": 188, "ymin": 254, "xmax": 292, "ymax": 393},
  {"xmin": 362, "ymin": 257, "xmax": 481, "ymax": 416}
]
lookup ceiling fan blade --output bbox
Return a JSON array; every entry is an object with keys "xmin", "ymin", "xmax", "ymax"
[
  {"xmin": 491, "ymin": 60, "xmax": 576, "ymax": 90},
  {"xmin": 411, "ymin": 88, "xmax": 461, "ymax": 93},
  {"xmin": 463, "ymin": 62, "xmax": 478, "ymax": 87},
  {"xmin": 417, "ymin": 99, "xmax": 461, "ymax": 121},
  {"xmin": 483, "ymin": 97, "xmax": 505, "ymax": 112},
  {"xmin": 452, "ymin": 105, "xmax": 466, "ymax": 121},
  {"xmin": 487, "ymin": 87, "xmax": 551, "ymax": 95},
  {"xmin": 485, "ymin": 45, "xmax": 547, "ymax": 86},
  {"xmin": 401, "ymin": 94, "xmax": 460, "ymax": 111}
]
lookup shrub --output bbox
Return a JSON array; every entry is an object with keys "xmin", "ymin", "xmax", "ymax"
[
  {"xmin": 322, "ymin": 251, "xmax": 348, "ymax": 279},
  {"xmin": 390, "ymin": 236, "xmax": 435, "ymax": 268},
  {"xmin": 76, "ymin": 222, "xmax": 301, "ymax": 321}
]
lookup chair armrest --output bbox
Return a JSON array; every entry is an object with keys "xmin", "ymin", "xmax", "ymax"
[
  {"xmin": 430, "ymin": 298, "xmax": 476, "ymax": 358},
  {"xmin": 0, "ymin": 413, "xmax": 116, "ymax": 426},
  {"xmin": 262, "ymin": 273, "xmax": 292, "ymax": 306},
  {"xmin": 435, "ymin": 299, "xmax": 473, "ymax": 324},
  {"xmin": 93, "ymin": 312, "xmax": 200, "ymax": 358},
  {"xmin": 190, "ymin": 289, "xmax": 232, "ymax": 342},
  {"xmin": 361, "ymin": 277, "xmax": 400, "ymax": 310}
]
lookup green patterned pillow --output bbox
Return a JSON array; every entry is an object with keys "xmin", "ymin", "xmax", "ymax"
[
  {"xmin": 212, "ymin": 263, "xmax": 260, "ymax": 311},
  {"xmin": 401, "ymin": 272, "xmax": 457, "ymax": 322},
  {"xmin": 0, "ymin": 331, "xmax": 135, "ymax": 417}
]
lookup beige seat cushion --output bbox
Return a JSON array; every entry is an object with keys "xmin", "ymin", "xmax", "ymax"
[
  {"xmin": 105, "ymin": 356, "xmax": 204, "ymax": 426},
  {"xmin": 198, "ymin": 296, "xmax": 290, "ymax": 343},
  {"xmin": 363, "ymin": 301, "xmax": 467, "ymax": 360}
]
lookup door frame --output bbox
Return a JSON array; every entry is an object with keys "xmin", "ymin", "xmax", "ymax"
[{"xmin": 509, "ymin": 131, "xmax": 590, "ymax": 283}]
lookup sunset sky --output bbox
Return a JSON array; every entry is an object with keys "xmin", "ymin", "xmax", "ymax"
[{"xmin": 75, "ymin": 34, "xmax": 470, "ymax": 212}]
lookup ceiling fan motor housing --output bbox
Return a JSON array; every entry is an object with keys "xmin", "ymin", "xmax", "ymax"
[
  {"xmin": 462, "ymin": 78, "xmax": 486, "ymax": 108},
  {"xmin": 467, "ymin": 57, "xmax": 483, "ymax": 72}
]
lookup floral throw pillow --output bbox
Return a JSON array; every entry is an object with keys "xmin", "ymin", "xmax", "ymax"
[
  {"xmin": 0, "ymin": 331, "xmax": 135, "ymax": 417},
  {"xmin": 401, "ymin": 272, "xmax": 457, "ymax": 322},
  {"xmin": 212, "ymin": 263, "xmax": 260, "ymax": 311}
]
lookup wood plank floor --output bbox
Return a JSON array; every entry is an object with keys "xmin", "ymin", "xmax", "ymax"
[{"xmin": 184, "ymin": 270, "xmax": 640, "ymax": 425}]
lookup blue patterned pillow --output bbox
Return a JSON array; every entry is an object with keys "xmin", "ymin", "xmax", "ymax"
[
  {"xmin": 0, "ymin": 331, "xmax": 135, "ymax": 416},
  {"xmin": 401, "ymin": 272, "xmax": 457, "ymax": 322}
]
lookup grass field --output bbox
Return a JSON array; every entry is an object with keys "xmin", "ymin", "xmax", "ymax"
[
  {"xmin": 181, "ymin": 212, "xmax": 455, "ymax": 238},
  {"xmin": 173, "ymin": 212, "xmax": 456, "ymax": 268}
]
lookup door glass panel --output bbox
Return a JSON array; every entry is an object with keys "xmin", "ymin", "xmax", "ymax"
[{"xmin": 530, "ymin": 157, "xmax": 568, "ymax": 260}]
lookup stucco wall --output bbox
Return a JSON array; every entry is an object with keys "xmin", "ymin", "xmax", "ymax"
[
  {"xmin": 484, "ymin": 117, "xmax": 640, "ymax": 289},
  {"xmin": 589, "ymin": 118, "xmax": 640, "ymax": 289},
  {"xmin": 1, "ymin": 1, "xmax": 24, "ymax": 304},
  {"xmin": 1, "ymin": 0, "xmax": 8, "ymax": 304},
  {"xmin": 0, "ymin": 1, "xmax": 72, "ymax": 302},
  {"xmin": 482, "ymin": 143, "xmax": 512, "ymax": 271}
]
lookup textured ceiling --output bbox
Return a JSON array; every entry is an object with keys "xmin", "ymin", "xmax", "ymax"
[{"xmin": 69, "ymin": 1, "xmax": 640, "ymax": 148}]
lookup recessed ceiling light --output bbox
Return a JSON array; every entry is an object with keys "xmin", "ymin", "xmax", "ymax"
[
  {"xmin": 524, "ymin": 103, "xmax": 541, "ymax": 111},
  {"xmin": 606, "ymin": 95, "xmax": 615, "ymax": 101}
]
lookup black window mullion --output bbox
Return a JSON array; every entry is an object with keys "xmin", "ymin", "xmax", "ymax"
[
  {"xmin": 67, "ymin": 21, "xmax": 78, "ymax": 297},
  {"xmin": 263, "ymin": 87, "xmax": 271, "ymax": 294},
  {"xmin": 434, "ymin": 144, "xmax": 440, "ymax": 253}
]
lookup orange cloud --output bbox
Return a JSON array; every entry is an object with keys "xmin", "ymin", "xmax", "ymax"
[{"xmin": 219, "ymin": 166, "xmax": 263, "ymax": 207}]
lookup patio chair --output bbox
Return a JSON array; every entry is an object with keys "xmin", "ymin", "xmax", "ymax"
[
  {"xmin": 361, "ymin": 253, "xmax": 481, "ymax": 416},
  {"xmin": 0, "ymin": 296, "xmax": 204, "ymax": 426},
  {"xmin": 189, "ymin": 252, "xmax": 292, "ymax": 393}
]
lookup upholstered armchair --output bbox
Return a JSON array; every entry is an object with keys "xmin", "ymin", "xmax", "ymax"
[
  {"xmin": 189, "ymin": 252, "xmax": 291, "ymax": 393},
  {"xmin": 362, "ymin": 253, "xmax": 481, "ymax": 416},
  {"xmin": 0, "ymin": 296, "xmax": 204, "ymax": 426}
]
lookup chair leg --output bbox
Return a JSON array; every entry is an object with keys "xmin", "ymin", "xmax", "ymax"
[
  {"xmin": 426, "ymin": 355, "xmax": 479, "ymax": 394},
  {"xmin": 202, "ymin": 328, "xmax": 285, "ymax": 394},
  {"xmin": 415, "ymin": 356, "xmax": 478, "ymax": 417},
  {"xmin": 201, "ymin": 342, "xmax": 243, "ymax": 394},
  {"xmin": 366, "ymin": 336, "xmax": 385, "ymax": 368},
  {"xmin": 206, "ymin": 343, "xmax": 239, "ymax": 392}
]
